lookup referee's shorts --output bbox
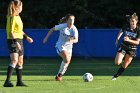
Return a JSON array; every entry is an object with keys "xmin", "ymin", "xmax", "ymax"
[{"xmin": 7, "ymin": 39, "xmax": 24, "ymax": 56}]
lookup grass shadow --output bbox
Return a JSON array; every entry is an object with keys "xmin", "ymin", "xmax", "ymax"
[{"xmin": 0, "ymin": 57, "xmax": 140, "ymax": 76}]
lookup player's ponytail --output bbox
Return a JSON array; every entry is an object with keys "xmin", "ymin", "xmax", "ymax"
[
  {"xmin": 59, "ymin": 17, "xmax": 67, "ymax": 24},
  {"xmin": 7, "ymin": 0, "xmax": 22, "ymax": 17},
  {"xmin": 7, "ymin": 1, "xmax": 14, "ymax": 16},
  {"xmin": 58, "ymin": 14, "xmax": 75, "ymax": 24}
]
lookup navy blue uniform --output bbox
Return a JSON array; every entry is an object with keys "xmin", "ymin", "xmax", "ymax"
[{"xmin": 118, "ymin": 25, "xmax": 140, "ymax": 57}]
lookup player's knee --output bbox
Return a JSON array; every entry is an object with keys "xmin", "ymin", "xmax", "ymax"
[
  {"xmin": 11, "ymin": 59, "xmax": 18, "ymax": 64},
  {"xmin": 63, "ymin": 58, "xmax": 70, "ymax": 64},
  {"xmin": 16, "ymin": 65, "xmax": 23, "ymax": 69},
  {"xmin": 115, "ymin": 61, "xmax": 121, "ymax": 65},
  {"xmin": 122, "ymin": 64, "xmax": 127, "ymax": 69},
  {"xmin": 64, "ymin": 60, "xmax": 70, "ymax": 64},
  {"xmin": 18, "ymin": 61, "xmax": 23, "ymax": 65},
  {"xmin": 65, "ymin": 61, "xmax": 69, "ymax": 64},
  {"xmin": 122, "ymin": 62, "xmax": 130, "ymax": 69},
  {"xmin": 17, "ymin": 59, "xmax": 23, "ymax": 69},
  {"xmin": 9, "ymin": 63, "xmax": 17, "ymax": 68}
]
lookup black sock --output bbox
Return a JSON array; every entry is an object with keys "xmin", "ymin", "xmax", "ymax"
[
  {"xmin": 5, "ymin": 66, "xmax": 14, "ymax": 82},
  {"xmin": 16, "ymin": 68, "xmax": 22, "ymax": 83},
  {"xmin": 114, "ymin": 66, "xmax": 125, "ymax": 78}
]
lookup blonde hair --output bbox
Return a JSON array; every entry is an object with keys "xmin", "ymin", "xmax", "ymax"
[
  {"xmin": 7, "ymin": 0, "xmax": 22, "ymax": 17},
  {"xmin": 130, "ymin": 12, "xmax": 139, "ymax": 22}
]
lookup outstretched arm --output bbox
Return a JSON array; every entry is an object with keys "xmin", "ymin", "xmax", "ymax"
[
  {"xmin": 43, "ymin": 27, "xmax": 55, "ymax": 44},
  {"xmin": 115, "ymin": 30, "xmax": 123, "ymax": 47}
]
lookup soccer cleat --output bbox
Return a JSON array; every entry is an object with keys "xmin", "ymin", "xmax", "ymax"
[
  {"xmin": 55, "ymin": 74, "xmax": 62, "ymax": 81},
  {"xmin": 16, "ymin": 82, "xmax": 27, "ymax": 87},
  {"xmin": 112, "ymin": 76, "xmax": 117, "ymax": 81},
  {"xmin": 3, "ymin": 81, "xmax": 14, "ymax": 87}
]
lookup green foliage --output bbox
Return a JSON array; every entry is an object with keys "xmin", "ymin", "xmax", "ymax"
[{"xmin": 0, "ymin": 0, "xmax": 140, "ymax": 28}]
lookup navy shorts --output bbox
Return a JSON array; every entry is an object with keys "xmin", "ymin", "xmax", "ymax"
[{"xmin": 117, "ymin": 45, "xmax": 136, "ymax": 57}]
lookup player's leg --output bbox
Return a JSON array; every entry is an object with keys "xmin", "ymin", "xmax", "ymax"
[
  {"xmin": 122, "ymin": 54, "xmax": 133, "ymax": 68},
  {"xmin": 115, "ymin": 51, "xmax": 125, "ymax": 65},
  {"xmin": 55, "ymin": 49, "xmax": 71, "ymax": 81},
  {"xmin": 113, "ymin": 54, "xmax": 133, "ymax": 79},
  {"xmin": 16, "ymin": 55, "xmax": 26, "ymax": 86},
  {"xmin": 14, "ymin": 40, "xmax": 26, "ymax": 86},
  {"xmin": 112, "ymin": 49, "xmax": 135, "ymax": 80},
  {"xmin": 3, "ymin": 53, "xmax": 18, "ymax": 87},
  {"xmin": 58, "ymin": 50, "xmax": 71, "ymax": 74},
  {"xmin": 122, "ymin": 50, "xmax": 135, "ymax": 69},
  {"xmin": 112, "ymin": 50, "xmax": 125, "ymax": 80}
]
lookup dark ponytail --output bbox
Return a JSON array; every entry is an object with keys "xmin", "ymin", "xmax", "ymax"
[
  {"xmin": 59, "ymin": 14, "xmax": 75, "ymax": 24},
  {"xmin": 59, "ymin": 17, "xmax": 67, "ymax": 24}
]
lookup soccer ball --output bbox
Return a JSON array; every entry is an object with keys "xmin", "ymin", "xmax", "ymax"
[{"xmin": 83, "ymin": 73, "xmax": 93, "ymax": 82}]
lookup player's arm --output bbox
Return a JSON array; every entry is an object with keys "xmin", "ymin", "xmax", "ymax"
[
  {"xmin": 69, "ymin": 36, "xmax": 78, "ymax": 43},
  {"xmin": 115, "ymin": 30, "xmax": 123, "ymax": 46},
  {"xmin": 10, "ymin": 31, "xmax": 21, "ymax": 50},
  {"xmin": 10, "ymin": 32, "xmax": 16, "ymax": 40},
  {"xmin": 124, "ymin": 36, "xmax": 140, "ymax": 45},
  {"xmin": 23, "ymin": 31, "xmax": 33, "ymax": 43},
  {"xmin": 69, "ymin": 28, "xmax": 78, "ymax": 43},
  {"xmin": 124, "ymin": 27, "xmax": 140, "ymax": 45},
  {"xmin": 43, "ymin": 27, "xmax": 55, "ymax": 44},
  {"xmin": 10, "ymin": 17, "xmax": 16, "ymax": 39}
]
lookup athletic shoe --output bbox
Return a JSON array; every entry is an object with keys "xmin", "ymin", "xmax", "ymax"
[
  {"xmin": 3, "ymin": 81, "xmax": 14, "ymax": 87},
  {"xmin": 112, "ymin": 76, "xmax": 117, "ymax": 80},
  {"xmin": 16, "ymin": 82, "xmax": 27, "ymax": 87},
  {"xmin": 55, "ymin": 74, "xmax": 62, "ymax": 81}
]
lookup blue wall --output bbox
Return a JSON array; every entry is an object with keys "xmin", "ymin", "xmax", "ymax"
[{"xmin": 1, "ymin": 29, "xmax": 139, "ymax": 57}]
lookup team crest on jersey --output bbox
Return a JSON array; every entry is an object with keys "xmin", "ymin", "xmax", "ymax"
[
  {"xmin": 61, "ymin": 28, "xmax": 74, "ymax": 38},
  {"xmin": 125, "ymin": 31, "xmax": 137, "ymax": 38}
]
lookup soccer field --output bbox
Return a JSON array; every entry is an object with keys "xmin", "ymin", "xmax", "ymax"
[{"xmin": 0, "ymin": 58, "xmax": 140, "ymax": 93}]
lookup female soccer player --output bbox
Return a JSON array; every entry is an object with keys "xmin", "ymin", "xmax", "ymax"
[
  {"xmin": 43, "ymin": 14, "xmax": 78, "ymax": 81},
  {"xmin": 112, "ymin": 13, "xmax": 140, "ymax": 80},
  {"xmin": 4, "ymin": 0, "xmax": 33, "ymax": 87}
]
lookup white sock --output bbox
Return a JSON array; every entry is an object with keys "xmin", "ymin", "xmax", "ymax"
[
  {"xmin": 16, "ymin": 65, "xmax": 23, "ymax": 69},
  {"xmin": 9, "ymin": 63, "xmax": 16, "ymax": 68},
  {"xmin": 58, "ymin": 61, "xmax": 69, "ymax": 75}
]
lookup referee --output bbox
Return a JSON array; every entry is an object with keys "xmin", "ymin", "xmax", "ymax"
[{"xmin": 3, "ymin": 0, "xmax": 33, "ymax": 87}]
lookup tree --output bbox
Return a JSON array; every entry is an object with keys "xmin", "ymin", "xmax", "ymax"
[{"xmin": 0, "ymin": 0, "xmax": 140, "ymax": 29}]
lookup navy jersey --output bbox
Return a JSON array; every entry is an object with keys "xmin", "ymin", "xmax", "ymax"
[{"xmin": 121, "ymin": 25, "xmax": 140, "ymax": 50}]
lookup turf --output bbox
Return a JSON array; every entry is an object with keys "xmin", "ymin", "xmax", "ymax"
[{"xmin": 0, "ymin": 57, "xmax": 140, "ymax": 93}]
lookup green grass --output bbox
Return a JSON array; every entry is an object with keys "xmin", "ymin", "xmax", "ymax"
[{"xmin": 0, "ymin": 57, "xmax": 140, "ymax": 93}]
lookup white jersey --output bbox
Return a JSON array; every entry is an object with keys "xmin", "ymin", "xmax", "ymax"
[{"xmin": 55, "ymin": 23, "xmax": 78, "ymax": 48}]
